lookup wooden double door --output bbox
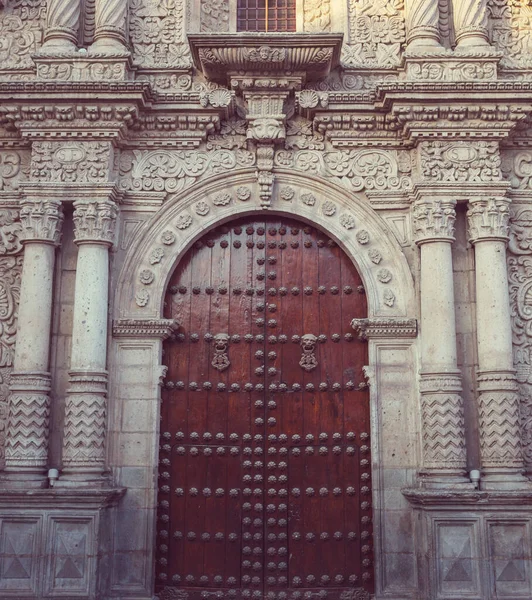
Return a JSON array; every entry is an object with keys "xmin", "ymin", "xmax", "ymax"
[{"xmin": 156, "ymin": 217, "xmax": 374, "ymax": 600}]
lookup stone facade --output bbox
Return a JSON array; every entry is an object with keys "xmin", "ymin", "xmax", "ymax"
[{"xmin": 1, "ymin": 1, "xmax": 532, "ymax": 599}]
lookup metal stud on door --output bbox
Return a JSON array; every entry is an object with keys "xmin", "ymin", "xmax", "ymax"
[{"xmin": 157, "ymin": 218, "xmax": 373, "ymax": 600}]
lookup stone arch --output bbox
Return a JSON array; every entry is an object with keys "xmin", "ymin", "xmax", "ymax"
[{"xmin": 115, "ymin": 169, "xmax": 416, "ymax": 321}]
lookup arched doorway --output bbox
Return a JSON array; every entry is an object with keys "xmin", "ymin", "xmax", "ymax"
[{"xmin": 155, "ymin": 215, "xmax": 374, "ymax": 599}]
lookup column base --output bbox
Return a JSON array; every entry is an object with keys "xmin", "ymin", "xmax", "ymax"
[
  {"xmin": 479, "ymin": 471, "xmax": 532, "ymax": 490},
  {"xmin": 419, "ymin": 470, "xmax": 475, "ymax": 490},
  {"xmin": 0, "ymin": 471, "xmax": 48, "ymax": 489},
  {"xmin": 54, "ymin": 471, "xmax": 110, "ymax": 488}
]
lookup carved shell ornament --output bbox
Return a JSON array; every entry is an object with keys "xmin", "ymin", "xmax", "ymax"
[
  {"xmin": 211, "ymin": 333, "xmax": 231, "ymax": 372},
  {"xmin": 299, "ymin": 334, "xmax": 318, "ymax": 372}
]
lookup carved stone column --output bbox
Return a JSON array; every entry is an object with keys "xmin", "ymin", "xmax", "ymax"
[
  {"xmin": 413, "ymin": 197, "xmax": 469, "ymax": 486},
  {"xmin": 468, "ymin": 197, "xmax": 529, "ymax": 488},
  {"xmin": 404, "ymin": 0, "xmax": 442, "ymax": 51},
  {"xmin": 60, "ymin": 198, "xmax": 118, "ymax": 482},
  {"xmin": 90, "ymin": 0, "xmax": 129, "ymax": 53},
  {"xmin": 40, "ymin": 0, "xmax": 82, "ymax": 53},
  {"xmin": 4, "ymin": 198, "xmax": 63, "ymax": 485},
  {"xmin": 452, "ymin": 0, "xmax": 490, "ymax": 49}
]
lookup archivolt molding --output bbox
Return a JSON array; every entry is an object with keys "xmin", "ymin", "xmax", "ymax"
[{"xmin": 115, "ymin": 170, "xmax": 415, "ymax": 322}]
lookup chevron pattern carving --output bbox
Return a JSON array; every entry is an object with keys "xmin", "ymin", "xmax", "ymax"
[
  {"xmin": 478, "ymin": 391, "xmax": 523, "ymax": 468},
  {"xmin": 5, "ymin": 392, "xmax": 50, "ymax": 469},
  {"xmin": 421, "ymin": 392, "xmax": 467, "ymax": 471},
  {"xmin": 62, "ymin": 392, "xmax": 106, "ymax": 471}
]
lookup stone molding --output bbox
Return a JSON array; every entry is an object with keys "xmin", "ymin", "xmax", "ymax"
[
  {"xmin": 18, "ymin": 197, "xmax": 63, "ymax": 245},
  {"xmin": 412, "ymin": 198, "xmax": 456, "ymax": 244},
  {"xmin": 467, "ymin": 197, "xmax": 511, "ymax": 243},
  {"xmin": 112, "ymin": 319, "xmax": 180, "ymax": 339},
  {"xmin": 73, "ymin": 199, "xmax": 118, "ymax": 246},
  {"xmin": 351, "ymin": 318, "xmax": 418, "ymax": 340},
  {"xmin": 403, "ymin": 487, "xmax": 532, "ymax": 506}
]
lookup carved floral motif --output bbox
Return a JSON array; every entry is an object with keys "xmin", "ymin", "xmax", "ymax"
[
  {"xmin": 304, "ymin": 0, "xmax": 331, "ymax": 32},
  {"xmin": 274, "ymin": 149, "xmax": 411, "ymax": 192},
  {"xmin": 344, "ymin": 0, "xmax": 406, "ymax": 68},
  {"xmin": 129, "ymin": 0, "xmax": 192, "ymax": 68},
  {"xmin": 119, "ymin": 149, "xmax": 255, "ymax": 194},
  {"xmin": 200, "ymin": 0, "xmax": 229, "ymax": 32},
  {"xmin": 419, "ymin": 141, "xmax": 502, "ymax": 183},
  {"xmin": 73, "ymin": 199, "xmax": 118, "ymax": 245},
  {"xmin": 489, "ymin": 0, "xmax": 532, "ymax": 69},
  {"xmin": 30, "ymin": 142, "xmax": 113, "ymax": 184},
  {"xmin": 508, "ymin": 211, "xmax": 532, "ymax": 467},
  {"xmin": 0, "ymin": 1, "xmax": 46, "ymax": 71}
]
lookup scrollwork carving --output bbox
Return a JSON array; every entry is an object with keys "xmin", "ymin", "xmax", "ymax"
[
  {"xmin": 129, "ymin": 0, "xmax": 192, "ymax": 68},
  {"xmin": 0, "ymin": 1, "xmax": 46, "ymax": 69},
  {"xmin": 200, "ymin": 0, "xmax": 229, "ymax": 32},
  {"xmin": 304, "ymin": 0, "xmax": 331, "ymax": 32}
]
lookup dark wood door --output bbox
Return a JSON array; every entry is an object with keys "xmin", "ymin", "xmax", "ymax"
[{"xmin": 156, "ymin": 217, "xmax": 373, "ymax": 600}]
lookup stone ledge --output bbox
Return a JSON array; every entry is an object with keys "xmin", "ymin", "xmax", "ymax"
[
  {"xmin": 351, "ymin": 317, "xmax": 418, "ymax": 339},
  {"xmin": 0, "ymin": 487, "xmax": 126, "ymax": 509},
  {"xmin": 113, "ymin": 318, "xmax": 179, "ymax": 339},
  {"xmin": 403, "ymin": 487, "xmax": 532, "ymax": 507}
]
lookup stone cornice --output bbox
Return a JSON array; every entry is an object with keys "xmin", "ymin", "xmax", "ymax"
[
  {"xmin": 410, "ymin": 182, "xmax": 511, "ymax": 204},
  {"xmin": 21, "ymin": 183, "xmax": 124, "ymax": 205},
  {"xmin": 112, "ymin": 319, "xmax": 179, "ymax": 339},
  {"xmin": 188, "ymin": 33, "xmax": 343, "ymax": 85},
  {"xmin": 351, "ymin": 318, "xmax": 418, "ymax": 339},
  {"xmin": 0, "ymin": 488, "xmax": 126, "ymax": 509},
  {"xmin": 402, "ymin": 487, "xmax": 532, "ymax": 507}
]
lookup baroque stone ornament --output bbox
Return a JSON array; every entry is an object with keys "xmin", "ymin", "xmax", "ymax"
[
  {"xmin": 419, "ymin": 141, "xmax": 502, "ymax": 183},
  {"xmin": 467, "ymin": 197, "xmax": 510, "ymax": 242},
  {"xmin": 200, "ymin": 0, "xmax": 229, "ymax": 33},
  {"xmin": 299, "ymin": 334, "xmax": 318, "ymax": 372},
  {"xmin": 73, "ymin": 200, "xmax": 119, "ymax": 245},
  {"xmin": 412, "ymin": 199, "xmax": 456, "ymax": 243},
  {"xmin": 19, "ymin": 198, "xmax": 63, "ymax": 245},
  {"xmin": 30, "ymin": 142, "xmax": 113, "ymax": 184},
  {"xmin": 304, "ymin": 0, "xmax": 331, "ymax": 32},
  {"xmin": 0, "ymin": 1, "xmax": 46, "ymax": 69},
  {"xmin": 0, "ymin": 152, "xmax": 24, "ymax": 190},
  {"xmin": 211, "ymin": 334, "xmax": 230, "ymax": 372}
]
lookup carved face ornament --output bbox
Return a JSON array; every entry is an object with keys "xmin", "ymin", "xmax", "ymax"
[{"xmin": 299, "ymin": 334, "xmax": 318, "ymax": 372}]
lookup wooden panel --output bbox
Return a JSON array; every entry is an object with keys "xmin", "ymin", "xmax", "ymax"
[{"xmin": 156, "ymin": 217, "xmax": 373, "ymax": 600}]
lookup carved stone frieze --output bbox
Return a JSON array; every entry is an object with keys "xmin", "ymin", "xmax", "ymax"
[
  {"xmin": 112, "ymin": 318, "xmax": 179, "ymax": 339},
  {"xmin": 19, "ymin": 198, "xmax": 63, "ymax": 245},
  {"xmin": 419, "ymin": 141, "xmax": 502, "ymax": 183},
  {"xmin": 489, "ymin": 0, "xmax": 532, "ymax": 70},
  {"xmin": 0, "ymin": 1, "xmax": 46, "ymax": 72},
  {"xmin": 405, "ymin": 56, "xmax": 498, "ymax": 81},
  {"xmin": 467, "ymin": 197, "xmax": 510, "ymax": 242},
  {"xmin": 274, "ymin": 149, "xmax": 412, "ymax": 192},
  {"xmin": 0, "ymin": 151, "xmax": 27, "ymax": 190},
  {"xmin": 30, "ymin": 141, "xmax": 113, "ymax": 184},
  {"xmin": 412, "ymin": 198, "xmax": 456, "ymax": 243},
  {"xmin": 34, "ymin": 55, "xmax": 130, "ymax": 82},
  {"xmin": 73, "ymin": 199, "xmax": 118, "ymax": 245},
  {"xmin": 344, "ymin": 0, "xmax": 406, "ymax": 68},
  {"xmin": 129, "ymin": 0, "xmax": 192, "ymax": 69},
  {"xmin": 119, "ymin": 148, "xmax": 255, "ymax": 194},
  {"xmin": 351, "ymin": 318, "xmax": 418, "ymax": 339}
]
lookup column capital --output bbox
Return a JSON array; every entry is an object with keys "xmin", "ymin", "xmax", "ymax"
[
  {"xmin": 73, "ymin": 199, "xmax": 118, "ymax": 246},
  {"xmin": 412, "ymin": 198, "xmax": 456, "ymax": 244},
  {"xmin": 19, "ymin": 198, "xmax": 63, "ymax": 245},
  {"xmin": 467, "ymin": 197, "xmax": 510, "ymax": 244}
]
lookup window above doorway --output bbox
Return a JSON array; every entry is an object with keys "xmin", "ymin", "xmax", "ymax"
[{"xmin": 237, "ymin": 0, "xmax": 296, "ymax": 32}]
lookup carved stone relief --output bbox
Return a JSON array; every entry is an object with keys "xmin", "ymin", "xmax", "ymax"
[
  {"xmin": 344, "ymin": 0, "xmax": 406, "ymax": 69},
  {"xmin": 129, "ymin": 0, "xmax": 192, "ymax": 69},
  {"xmin": 489, "ymin": 0, "xmax": 532, "ymax": 71},
  {"xmin": 304, "ymin": 0, "xmax": 331, "ymax": 33},
  {"xmin": 508, "ymin": 206, "xmax": 532, "ymax": 469},
  {"xmin": 200, "ymin": 0, "xmax": 230, "ymax": 32},
  {"xmin": 30, "ymin": 142, "xmax": 113, "ymax": 184},
  {"xmin": 0, "ymin": 1, "xmax": 46, "ymax": 73},
  {"xmin": 0, "ymin": 151, "xmax": 28, "ymax": 190},
  {"xmin": 0, "ymin": 209, "xmax": 22, "ymax": 468}
]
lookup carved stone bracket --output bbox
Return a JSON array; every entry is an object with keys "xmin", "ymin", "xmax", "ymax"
[
  {"xmin": 112, "ymin": 319, "xmax": 180, "ymax": 340},
  {"xmin": 351, "ymin": 318, "xmax": 418, "ymax": 340}
]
